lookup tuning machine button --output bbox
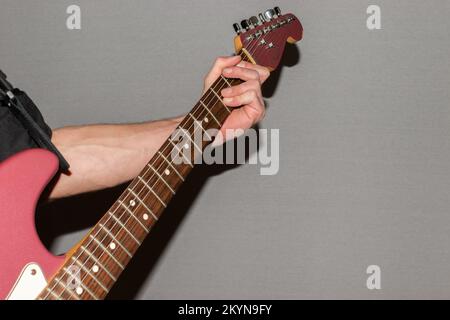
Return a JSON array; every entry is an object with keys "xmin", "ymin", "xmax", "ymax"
[
  {"xmin": 233, "ymin": 23, "xmax": 242, "ymax": 34},
  {"xmin": 264, "ymin": 9, "xmax": 275, "ymax": 21},
  {"xmin": 249, "ymin": 16, "xmax": 259, "ymax": 28},
  {"xmin": 241, "ymin": 19, "xmax": 250, "ymax": 31},
  {"xmin": 274, "ymin": 7, "xmax": 282, "ymax": 17},
  {"xmin": 258, "ymin": 13, "xmax": 266, "ymax": 23}
]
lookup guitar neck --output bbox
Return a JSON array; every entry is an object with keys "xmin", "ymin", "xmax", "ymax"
[{"xmin": 38, "ymin": 51, "xmax": 250, "ymax": 300}]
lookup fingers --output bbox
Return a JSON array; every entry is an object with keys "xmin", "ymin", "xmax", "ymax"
[
  {"xmin": 202, "ymin": 56, "xmax": 268, "ymax": 141},
  {"xmin": 221, "ymin": 80, "xmax": 261, "ymax": 99},
  {"xmin": 222, "ymin": 66, "xmax": 261, "ymax": 83},
  {"xmin": 204, "ymin": 56, "xmax": 242, "ymax": 90},
  {"xmin": 222, "ymin": 89, "xmax": 260, "ymax": 107},
  {"xmin": 236, "ymin": 61, "xmax": 271, "ymax": 83},
  {"xmin": 215, "ymin": 105, "xmax": 264, "ymax": 145}
]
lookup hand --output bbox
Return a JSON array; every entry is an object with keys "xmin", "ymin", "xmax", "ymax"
[{"xmin": 203, "ymin": 55, "xmax": 270, "ymax": 144}]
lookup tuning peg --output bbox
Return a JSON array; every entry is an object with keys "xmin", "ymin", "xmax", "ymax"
[
  {"xmin": 233, "ymin": 23, "xmax": 242, "ymax": 34},
  {"xmin": 241, "ymin": 19, "xmax": 250, "ymax": 30},
  {"xmin": 258, "ymin": 13, "xmax": 266, "ymax": 23},
  {"xmin": 274, "ymin": 7, "xmax": 282, "ymax": 17},
  {"xmin": 264, "ymin": 9, "xmax": 275, "ymax": 21},
  {"xmin": 249, "ymin": 16, "xmax": 259, "ymax": 27}
]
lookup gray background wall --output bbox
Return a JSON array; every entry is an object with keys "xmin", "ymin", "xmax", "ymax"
[{"xmin": 1, "ymin": 0, "xmax": 450, "ymax": 299}]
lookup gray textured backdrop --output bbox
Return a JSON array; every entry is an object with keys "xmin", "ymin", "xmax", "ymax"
[{"xmin": 1, "ymin": 0, "xmax": 450, "ymax": 299}]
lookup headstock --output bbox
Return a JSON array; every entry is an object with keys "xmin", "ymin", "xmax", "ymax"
[{"xmin": 233, "ymin": 7, "xmax": 303, "ymax": 71}]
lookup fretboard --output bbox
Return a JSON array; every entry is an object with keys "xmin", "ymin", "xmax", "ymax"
[{"xmin": 38, "ymin": 51, "xmax": 251, "ymax": 300}]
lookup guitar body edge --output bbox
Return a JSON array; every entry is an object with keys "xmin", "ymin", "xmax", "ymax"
[{"xmin": 0, "ymin": 149, "xmax": 65, "ymax": 300}]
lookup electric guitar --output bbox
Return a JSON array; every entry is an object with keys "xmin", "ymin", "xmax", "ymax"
[{"xmin": 0, "ymin": 7, "xmax": 303, "ymax": 300}]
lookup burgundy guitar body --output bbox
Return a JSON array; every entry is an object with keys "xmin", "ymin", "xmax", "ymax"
[{"xmin": 0, "ymin": 149, "xmax": 64, "ymax": 299}]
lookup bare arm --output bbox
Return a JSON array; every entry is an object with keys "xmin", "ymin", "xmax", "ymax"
[
  {"xmin": 48, "ymin": 56, "xmax": 269, "ymax": 200},
  {"xmin": 49, "ymin": 117, "xmax": 182, "ymax": 199}
]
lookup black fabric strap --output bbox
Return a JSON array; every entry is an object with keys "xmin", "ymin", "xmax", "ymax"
[{"xmin": 0, "ymin": 70, "xmax": 70, "ymax": 172}]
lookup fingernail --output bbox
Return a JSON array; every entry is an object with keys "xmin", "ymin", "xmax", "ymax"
[
  {"xmin": 223, "ymin": 68, "xmax": 232, "ymax": 74},
  {"xmin": 223, "ymin": 97, "xmax": 233, "ymax": 104}
]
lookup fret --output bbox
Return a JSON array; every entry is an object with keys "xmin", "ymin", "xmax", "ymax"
[
  {"xmin": 218, "ymin": 79, "xmax": 233, "ymax": 114},
  {"xmin": 209, "ymin": 87, "xmax": 225, "ymax": 105},
  {"xmin": 80, "ymin": 245, "xmax": 117, "ymax": 281},
  {"xmin": 88, "ymin": 234, "xmax": 125, "ymax": 270},
  {"xmin": 70, "ymin": 256, "xmax": 109, "ymax": 292},
  {"xmin": 168, "ymin": 139, "xmax": 194, "ymax": 167},
  {"xmin": 221, "ymin": 75, "xmax": 232, "ymax": 87},
  {"xmin": 41, "ymin": 54, "xmax": 243, "ymax": 301},
  {"xmin": 199, "ymin": 100, "xmax": 221, "ymax": 126},
  {"xmin": 51, "ymin": 276, "xmax": 79, "ymax": 300},
  {"xmin": 45, "ymin": 286, "xmax": 63, "ymax": 300},
  {"xmin": 188, "ymin": 113, "xmax": 212, "ymax": 140},
  {"xmin": 50, "ymin": 278, "xmax": 80, "ymax": 300},
  {"xmin": 118, "ymin": 199, "xmax": 150, "ymax": 233},
  {"xmin": 127, "ymin": 187, "xmax": 158, "ymax": 220},
  {"xmin": 106, "ymin": 211, "xmax": 142, "ymax": 245},
  {"xmin": 99, "ymin": 222, "xmax": 133, "ymax": 257},
  {"xmin": 209, "ymin": 83, "xmax": 232, "ymax": 114},
  {"xmin": 62, "ymin": 267, "xmax": 100, "ymax": 300},
  {"xmin": 157, "ymin": 151, "xmax": 185, "ymax": 181},
  {"xmin": 137, "ymin": 176, "xmax": 168, "ymax": 208},
  {"xmin": 147, "ymin": 163, "xmax": 176, "ymax": 195},
  {"xmin": 179, "ymin": 129, "xmax": 203, "ymax": 154}
]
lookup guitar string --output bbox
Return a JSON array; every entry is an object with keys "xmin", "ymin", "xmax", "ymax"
[
  {"xmin": 43, "ymin": 25, "xmax": 274, "ymax": 300},
  {"xmin": 253, "ymin": 16, "xmax": 291, "ymax": 71},
  {"xmin": 43, "ymin": 77, "xmax": 234, "ymax": 300},
  {"xmin": 43, "ymin": 20, "xmax": 278, "ymax": 299},
  {"xmin": 47, "ymin": 23, "xmax": 278, "ymax": 299},
  {"xmin": 42, "ymin": 53, "xmax": 250, "ymax": 300}
]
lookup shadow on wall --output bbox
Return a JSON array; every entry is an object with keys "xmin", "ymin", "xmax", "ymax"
[{"xmin": 35, "ymin": 44, "xmax": 301, "ymax": 299}]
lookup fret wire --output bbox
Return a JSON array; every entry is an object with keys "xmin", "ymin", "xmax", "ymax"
[
  {"xmin": 45, "ymin": 286, "xmax": 63, "ymax": 300},
  {"xmin": 167, "ymin": 139, "xmax": 194, "ymax": 168},
  {"xmin": 50, "ymin": 279, "xmax": 79, "ymax": 300},
  {"xmin": 221, "ymin": 75, "xmax": 232, "ymax": 86},
  {"xmin": 137, "ymin": 176, "xmax": 168, "ymax": 208},
  {"xmin": 188, "ymin": 113, "xmax": 212, "ymax": 140},
  {"xmin": 158, "ymin": 151, "xmax": 185, "ymax": 181},
  {"xmin": 98, "ymin": 222, "xmax": 133, "ymax": 257},
  {"xmin": 62, "ymin": 267, "xmax": 99, "ymax": 300},
  {"xmin": 209, "ymin": 87, "xmax": 226, "ymax": 105},
  {"xmin": 179, "ymin": 129, "xmax": 203, "ymax": 154},
  {"xmin": 89, "ymin": 235, "xmax": 125, "ymax": 270},
  {"xmin": 106, "ymin": 211, "xmax": 142, "ymax": 245},
  {"xmin": 127, "ymin": 187, "xmax": 159, "ymax": 220},
  {"xmin": 43, "ymin": 56, "xmax": 238, "ymax": 299},
  {"xmin": 199, "ymin": 99, "xmax": 221, "ymax": 126},
  {"xmin": 50, "ymin": 274, "xmax": 79, "ymax": 300},
  {"xmin": 147, "ymin": 163, "xmax": 176, "ymax": 195},
  {"xmin": 117, "ymin": 199, "xmax": 150, "ymax": 233},
  {"xmin": 70, "ymin": 256, "xmax": 109, "ymax": 293},
  {"xmin": 80, "ymin": 245, "xmax": 117, "ymax": 281},
  {"xmin": 208, "ymin": 82, "xmax": 232, "ymax": 114}
]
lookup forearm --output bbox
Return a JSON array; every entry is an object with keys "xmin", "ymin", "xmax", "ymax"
[{"xmin": 49, "ymin": 116, "xmax": 183, "ymax": 199}]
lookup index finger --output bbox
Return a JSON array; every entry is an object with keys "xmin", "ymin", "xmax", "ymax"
[{"xmin": 236, "ymin": 61, "xmax": 271, "ymax": 83}]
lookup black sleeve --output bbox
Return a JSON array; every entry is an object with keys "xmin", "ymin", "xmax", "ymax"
[{"xmin": 0, "ymin": 89, "xmax": 53, "ymax": 162}]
